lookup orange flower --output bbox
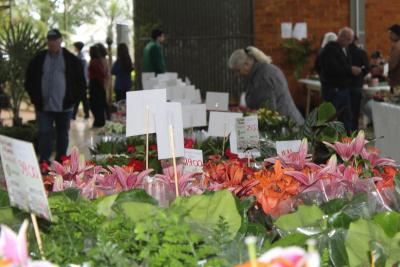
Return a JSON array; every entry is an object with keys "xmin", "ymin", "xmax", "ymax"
[{"xmin": 252, "ymin": 161, "xmax": 300, "ymax": 217}]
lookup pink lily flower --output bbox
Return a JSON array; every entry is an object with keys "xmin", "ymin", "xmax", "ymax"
[
  {"xmin": 113, "ymin": 166, "xmax": 153, "ymax": 191},
  {"xmin": 285, "ymin": 155, "xmax": 338, "ymax": 192},
  {"xmin": 360, "ymin": 148, "xmax": 396, "ymax": 167},
  {"xmin": 238, "ymin": 246, "xmax": 320, "ymax": 267},
  {"xmin": 50, "ymin": 147, "xmax": 93, "ymax": 182},
  {"xmin": 0, "ymin": 220, "xmax": 56, "ymax": 267},
  {"xmin": 323, "ymin": 130, "xmax": 366, "ymax": 162},
  {"xmin": 155, "ymin": 163, "xmax": 203, "ymax": 196},
  {"xmin": 266, "ymin": 139, "xmax": 319, "ymax": 170}
]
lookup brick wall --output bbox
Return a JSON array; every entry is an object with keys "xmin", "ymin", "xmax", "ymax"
[
  {"xmin": 253, "ymin": 0, "xmax": 400, "ymax": 113},
  {"xmin": 365, "ymin": 0, "xmax": 400, "ymax": 58}
]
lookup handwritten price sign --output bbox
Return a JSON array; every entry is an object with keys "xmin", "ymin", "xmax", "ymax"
[
  {"xmin": 275, "ymin": 140, "xmax": 301, "ymax": 156},
  {"xmin": 183, "ymin": 149, "xmax": 203, "ymax": 174},
  {"xmin": 236, "ymin": 116, "xmax": 260, "ymax": 153},
  {"xmin": 0, "ymin": 135, "xmax": 52, "ymax": 221}
]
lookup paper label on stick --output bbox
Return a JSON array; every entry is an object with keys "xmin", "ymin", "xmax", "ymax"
[
  {"xmin": 126, "ymin": 89, "xmax": 167, "ymax": 136},
  {"xmin": 155, "ymin": 102, "xmax": 185, "ymax": 159},
  {"xmin": 230, "ymin": 116, "xmax": 261, "ymax": 158},
  {"xmin": 0, "ymin": 135, "xmax": 52, "ymax": 221},
  {"xmin": 182, "ymin": 104, "xmax": 207, "ymax": 128},
  {"xmin": 205, "ymin": 92, "xmax": 229, "ymax": 111},
  {"xmin": 276, "ymin": 140, "xmax": 302, "ymax": 155},
  {"xmin": 183, "ymin": 149, "xmax": 203, "ymax": 174},
  {"xmin": 208, "ymin": 112, "xmax": 243, "ymax": 137}
]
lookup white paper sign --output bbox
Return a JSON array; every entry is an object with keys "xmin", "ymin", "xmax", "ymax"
[
  {"xmin": 276, "ymin": 140, "xmax": 302, "ymax": 155},
  {"xmin": 157, "ymin": 72, "xmax": 178, "ymax": 80},
  {"xmin": 230, "ymin": 116, "xmax": 261, "ymax": 158},
  {"xmin": 208, "ymin": 112, "xmax": 243, "ymax": 137},
  {"xmin": 155, "ymin": 102, "xmax": 185, "ymax": 159},
  {"xmin": 182, "ymin": 104, "xmax": 207, "ymax": 128},
  {"xmin": 205, "ymin": 92, "xmax": 229, "ymax": 111},
  {"xmin": 293, "ymin": 22, "xmax": 307, "ymax": 40},
  {"xmin": 187, "ymin": 89, "xmax": 202, "ymax": 104},
  {"xmin": 0, "ymin": 135, "xmax": 52, "ymax": 220},
  {"xmin": 183, "ymin": 149, "xmax": 203, "ymax": 174},
  {"xmin": 281, "ymin": 22, "xmax": 293, "ymax": 39},
  {"xmin": 126, "ymin": 89, "xmax": 167, "ymax": 136}
]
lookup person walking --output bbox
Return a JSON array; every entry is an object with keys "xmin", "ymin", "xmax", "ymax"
[
  {"xmin": 25, "ymin": 29, "xmax": 86, "ymax": 163},
  {"xmin": 228, "ymin": 46, "xmax": 304, "ymax": 125},
  {"xmin": 319, "ymin": 27, "xmax": 362, "ymax": 133},
  {"xmin": 388, "ymin": 24, "xmax": 400, "ymax": 95},
  {"xmin": 143, "ymin": 29, "xmax": 166, "ymax": 75},
  {"xmin": 72, "ymin": 41, "xmax": 90, "ymax": 119},
  {"xmin": 88, "ymin": 45, "xmax": 107, "ymax": 128},
  {"xmin": 111, "ymin": 43, "xmax": 134, "ymax": 101}
]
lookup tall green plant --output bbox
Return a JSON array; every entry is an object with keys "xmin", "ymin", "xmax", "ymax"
[{"xmin": 0, "ymin": 21, "xmax": 45, "ymax": 126}]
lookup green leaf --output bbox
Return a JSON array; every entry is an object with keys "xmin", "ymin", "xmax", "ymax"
[
  {"xmin": 96, "ymin": 194, "xmax": 119, "ymax": 218},
  {"xmin": 274, "ymin": 205, "xmax": 325, "ymax": 233},
  {"xmin": 119, "ymin": 202, "xmax": 158, "ymax": 223},
  {"xmin": 113, "ymin": 189, "xmax": 158, "ymax": 207},
  {"xmin": 373, "ymin": 212, "xmax": 400, "ymax": 238},
  {"xmin": 345, "ymin": 219, "xmax": 400, "ymax": 267},
  {"xmin": 328, "ymin": 229, "xmax": 349, "ymax": 267},
  {"xmin": 0, "ymin": 189, "xmax": 10, "ymax": 207},
  {"xmin": 48, "ymin": 188, "xmax": 81, "ymax": 201},
  {"xmin": 320, "ymin": 198, "xmax": 348, "ymax": 215},
  {"xmin": 0, "ymin": 207, "xmax": 18, "ymax": 225},
  {"xmin": 270, "ymin": 233, "xmax": 309, "ymax": 248},
  {"xmin": 171, "ymin": 190, "xmax": 242, "ymax": 238},
  {"xmin": 317, "ymin": 102, "xmax": 336, "ymax": 125},
  {"xmin": 328, "ymin": 211, "xmax": 353, "ymax": 229},
  {"xmin": 317, "ymin": 127, "xmax": 338, "ymax": 143}
]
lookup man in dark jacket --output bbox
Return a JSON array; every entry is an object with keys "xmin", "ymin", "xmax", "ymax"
[
  {"xmin": 348, "ymin": 37, "xmax": 369, "ymax": 131},
  {"xmin": 25, "ymin": 29, "xmax": 86, "ymax": 163},
  {"xmin": 319, "ymin": 27, "xmax": 362, "ymax": 133}
]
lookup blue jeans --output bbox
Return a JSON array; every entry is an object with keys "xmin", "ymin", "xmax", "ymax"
[
  {"xmin": 37, "ymin": 111, "xmax": 73, "ymax": 162},
  {"xmin": 322, "ymin": 85, "xmax": 353, "ymax": 134}
]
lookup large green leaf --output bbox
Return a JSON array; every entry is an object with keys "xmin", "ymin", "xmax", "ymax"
[
  {"xmin": 317, "ymin": 102, "xmax": 336, "ymax": 125},
  {"xmin": 96, "ymin": 194, "xmax": 119, "ymax": 217},
  {"xmin": 265, "ymin": 233, "xmax": 309, "ymax": 250},
  {"xmin": 345, "ymin": 219, "xmax": 400, "ymax": 267},
  {"xmin": 274, "ymin": 205, "xmax": 325, "ymax": 234},
  {"xmin": 119, "ymin": 202, "xmax": 158, "ymax": 223},
  {"xmin": 320, "ymin": 198, "xmax": 349, "ymax": 215},
  {"xmin": 373, "ymin": 212, "xmax": 400, "ymax": 238},
  {"xmin": 113, "ymin": 189, "xmax": 158, "ymax": 207},
  {"xmin": 171, "ymin": 190, "xmax": 241, "ymax": 238}
]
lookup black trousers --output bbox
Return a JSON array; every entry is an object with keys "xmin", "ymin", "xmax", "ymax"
[
  {"xmin": 89, "ymin": 80, "xmax": 107, "ymax": 127},
  {"xmin": 73, "ymin": 88, "xmax": 89, "ymax": 119}
]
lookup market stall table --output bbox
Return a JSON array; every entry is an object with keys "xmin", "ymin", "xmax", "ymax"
[
  {"xmin": 371, "ymin": 101, "xmax": 400, "ymax": 163},
  {"xmin": 298, "ymin": 79, "xmax": 390, "ymax": 115}
]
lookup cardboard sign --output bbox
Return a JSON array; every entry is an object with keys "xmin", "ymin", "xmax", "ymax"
[
  {"xmin": 208, "ymin": 112, "xmax": 243, "ymax": 137},
  {"xmin": 183, "ymin": 149, "xmax": 203, "ymax": 174},
  {"xmin": 276, "ymin": 140, "xmax": 302, "ymax": 155},
  {"xmin": 230, "ymin": 116, "xmax": 261, "ymax": 158},
  {"xmin": 205, "ymin": 92, "xmax": 229, "ymax": 111},
  {"xmin": 182, "ymin": 104, "xmax": 207, "ymax": 128},
  {"xmin": 154, "ymin": 102, "xmax": 185, "ymax": 159},
  {"xmin": 186, "ymin": 89, "xmax": 202, "ymax": 104},
  {"xmin": 0, "ymin": 135, "xmax": 52, "ymax": 221},
  {"xmin": 126, "ymin": 89, "xmax": 167, "ymax": 136}
]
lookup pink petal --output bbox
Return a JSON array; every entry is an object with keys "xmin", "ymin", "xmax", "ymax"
[
  {"xmin": 0, "ymin": 225, "xmax": 19, "ymax": 263},
  {"xmin": 284, "ymin": 171, "xmax": 310, "ymax": 185},
  {"xmin": 17, "ymin": 220, "xmax": 29, "ymax": 265}
]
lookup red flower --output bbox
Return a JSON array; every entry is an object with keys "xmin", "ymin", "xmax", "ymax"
[
  {"xmin": 127, "ymin": 144, "xmax": 136, "ymax": 153},
  {"xmin": 149, "ymin": 144, "xmax": 157, "ymax": 151},
  {"xmin": 40, "ymin": 161, "xmax": 50, "ymax": 174},
  {"xmin": 128, "ymin": 158, "xmax": 145, "ymax": 171},
  {"xmin": 225, "ymin": 148, "xmax": 238, "ymax": 160},
  {"xmin": 184, "ymin": 138, "xmax": 194, "ymax": 149},
  {"xmin": 60, "ymin": 155, "xmax": 70, "ymax": 164}
]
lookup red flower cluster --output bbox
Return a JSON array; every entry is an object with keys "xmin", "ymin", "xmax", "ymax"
[
  {"xmin": 149, "ymin": 144, "xmax": 157, "ymax": 151},
  {"xmin": 127, "ymin": 158, "xmax": 145, "ymax": 171},
  {"xmin": 184, "ymin": 138, "xmax": 194, "ymax": 149},
  {"xmin": 127, "ymin": 144, "xmax": 136, "ymax": 153}
]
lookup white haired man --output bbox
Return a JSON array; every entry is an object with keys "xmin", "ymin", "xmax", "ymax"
[{"xmin": 319, "ymin": 27, "xmax": 362, "ymax": 133}]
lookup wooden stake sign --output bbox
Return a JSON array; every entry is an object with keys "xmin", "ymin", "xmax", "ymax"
[{"xmin": 168, "ymin": 124, "xmax": 180, "ymax": 197}]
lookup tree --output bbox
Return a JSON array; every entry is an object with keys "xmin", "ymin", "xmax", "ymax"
[{"xmin": 0, "ymin": 21, "xmax": 46, "ymax": 126}]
